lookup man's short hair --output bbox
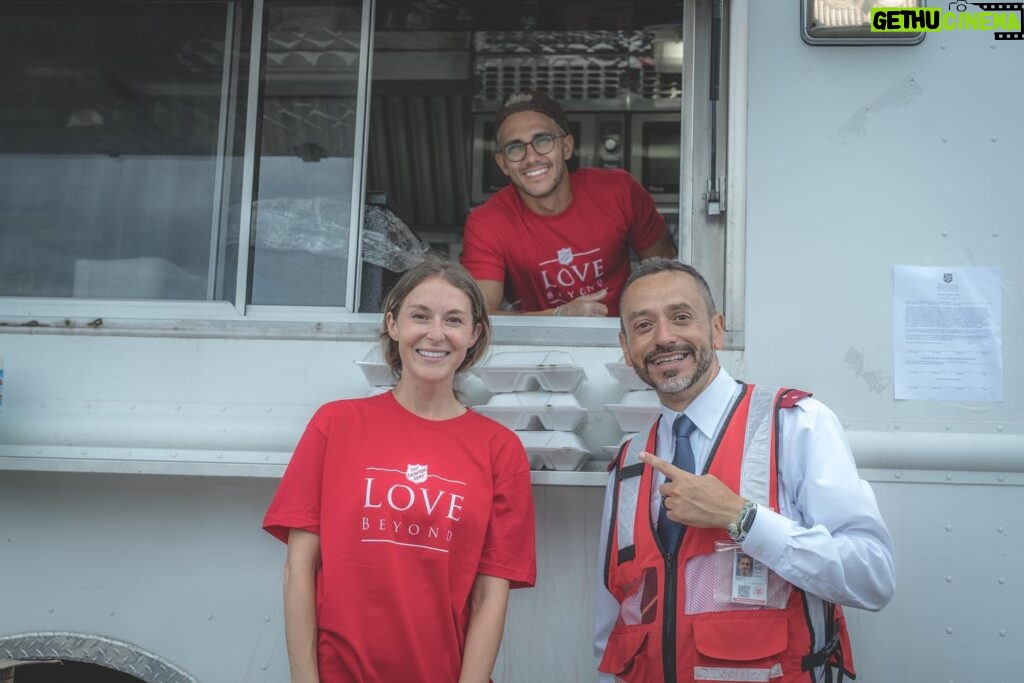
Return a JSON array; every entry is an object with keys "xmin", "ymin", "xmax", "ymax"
[
  {"xmin": 620, "ymin": 258, "xmax": 718, "ymax": 324},
  {"xmin": 494, "ymin": 91, "xmax": 571, "ymax": 139}
]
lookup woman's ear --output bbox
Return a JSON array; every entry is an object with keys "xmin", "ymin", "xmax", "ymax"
[{"xmin": 386, "ymin": 311, "xmax": 399, "ymax": 341}]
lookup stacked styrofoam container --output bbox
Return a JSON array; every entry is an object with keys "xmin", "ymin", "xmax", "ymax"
[
  {"xmin": 603, "ymin": 357, "xmax": 661, "ymax": 457},
  {"xmin": 472, "ymin": 351, "xmax": 591, "ymax": 471},
  {"xmin": 355, "ymin": 348, "xmax": 395, "ymax": 396}
]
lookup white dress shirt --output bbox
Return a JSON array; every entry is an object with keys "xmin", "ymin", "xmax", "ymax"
[{"xmin": 593, "ymin": 368, "xmax": 896, "ymax": 682}]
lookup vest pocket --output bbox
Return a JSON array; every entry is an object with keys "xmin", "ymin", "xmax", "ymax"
[
  {"xmin": 618, "ymin": 566, "xmax": 659, "ymax": 625},
  {"xmin": 598, "ymin": 627, "xmax": 650, "ymax": 683},
  {"xmin": 691, "ymin": 615, "xmax": 788, "ymax": 681},
  {"xmin": 684, "ymin": 547, "xmax": 791, "ymax": 615}
]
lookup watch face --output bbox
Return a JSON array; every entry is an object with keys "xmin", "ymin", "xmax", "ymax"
[{"xmin": 742, "ymin": 505, "xmax": 758, "ymax": 532}]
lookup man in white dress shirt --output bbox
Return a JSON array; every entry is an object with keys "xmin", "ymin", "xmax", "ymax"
[{"xmin": 594, "ymin": 258, "xmax": 895, "ymax": 683}]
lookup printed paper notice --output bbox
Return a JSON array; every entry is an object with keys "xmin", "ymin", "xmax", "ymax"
[{"xmin": 894, "ymin": 266, "xmax": 1002, "ymax": 401}]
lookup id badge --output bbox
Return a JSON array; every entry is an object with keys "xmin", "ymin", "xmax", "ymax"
[
  {"xmin": 697, "ymin": 542, "xmax": 792, "ymax": 614},
  {"xmin": 730, "ymin": 549, "xmax": 768, "ymax": 606}
]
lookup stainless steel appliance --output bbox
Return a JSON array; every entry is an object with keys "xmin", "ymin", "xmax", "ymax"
[{"xmin": 629, "ymin": 111, "xmax": 681, "ymax": 205}]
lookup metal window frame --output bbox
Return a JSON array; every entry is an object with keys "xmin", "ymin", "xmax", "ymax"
[
  {"xmin": 239, "ymin": 0, "xmax": 374, "ymax": 314},
  {"xmin": 233, "ymin": 0, "xmax": 263, "ymax": 313},
  {"xmin": 679, "ymin": 0, "xmax": 745, "ymax": 348}
]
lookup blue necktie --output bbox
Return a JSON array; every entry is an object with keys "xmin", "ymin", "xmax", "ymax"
[{"xmin": 658, "ymin": 415, "xmax": 697, "ymax": 551}]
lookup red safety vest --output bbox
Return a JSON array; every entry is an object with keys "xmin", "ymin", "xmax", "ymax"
[{"xmin": 599, "ymin": 384, "xmax": 855, "ymax": 683}]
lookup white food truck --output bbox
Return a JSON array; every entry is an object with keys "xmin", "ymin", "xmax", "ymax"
[{"xmin": 1, "ymin": 0, "xmax": 1020, "ymax": 681}]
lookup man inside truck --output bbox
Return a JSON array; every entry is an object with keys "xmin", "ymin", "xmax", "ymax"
[
  {"xmin": 460, "ymin": 90, "xmax": 678, "ymax": 317},
  {"xmin": 595, "ymin": 258, "xmax": 895, "ymax": 683}
]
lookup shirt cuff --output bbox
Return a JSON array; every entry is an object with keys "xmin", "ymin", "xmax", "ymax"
[{"xmin": 736, "ymin": 504, "xmax": 793, "ymax": 568}]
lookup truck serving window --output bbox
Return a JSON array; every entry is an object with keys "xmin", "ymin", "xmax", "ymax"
[{"xmin": 0, "ymin": 0, "xmax": 740, "ymax": 344}]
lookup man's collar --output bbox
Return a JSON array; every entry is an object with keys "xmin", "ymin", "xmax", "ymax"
[{"xmin": 658, "ymin": 367, "xmax": 737, "ymax": 440}]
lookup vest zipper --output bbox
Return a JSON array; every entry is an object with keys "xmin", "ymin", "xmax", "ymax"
[{"xmin": 663, "ymin": 551, "xmax": 678, "ymax": 683}]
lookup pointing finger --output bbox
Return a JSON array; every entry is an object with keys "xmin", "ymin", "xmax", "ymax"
[
  {"xmin": 638, "ymin": 451, "xmax": 686, "ymax": 479},
  {"xmin": 581, "ymin": 288, "xmax": 608, "ymax": 301}
]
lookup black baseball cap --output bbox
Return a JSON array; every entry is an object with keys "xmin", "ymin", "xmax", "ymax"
[{"xmin": 494, "ymin": 91, "xmax": 571, "ymax": 139}]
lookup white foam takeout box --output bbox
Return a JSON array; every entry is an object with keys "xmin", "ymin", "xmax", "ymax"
[
  {"xmin": 604, "ymin": 389, "xmax": 661, "ymax": 433},
  {"xmin": 473, "ymin": 391, "xmax": 586, "ymax": 432},
  {"xmin": 604, "ymin": 358, "xmax": 651, "ymax": 391},
  {"xmin": 516, "ymin": 431, "xmax": 592, "ymax": 471},
  {"xmin": 354, "ymin": 348, "xmax": 395, "ymax": 387},
  {"xmin": 472, "ymin": 350, "xmax": 587, "ymax": 393}
]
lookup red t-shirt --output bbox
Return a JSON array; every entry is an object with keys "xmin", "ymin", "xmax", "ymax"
[
  {"xmin": 263, "ymin": 392, "xmax": 537, "ymax": 683},
  {"xmin": 460, "ymin": 167, "xmax": 667, "ymax": 316}
]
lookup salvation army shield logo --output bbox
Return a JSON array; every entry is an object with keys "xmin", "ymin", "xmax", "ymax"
[
  {"xmin": 557, "ymin": 247, "xmax": 574, "ymax": 265},
  {"xmin": 943, "ymin": 273, "xmax": 953, "ymax": 283},
  {"xmin": 405, "ymin": 464, "xmax": 428, "ymax": 484}
]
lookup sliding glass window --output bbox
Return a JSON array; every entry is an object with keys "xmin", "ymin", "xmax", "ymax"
[
  {"xmin": 0, "ymin": 1, "xmax": 250, "ymax": 302},
  {"xmin": 248, "ymin": 0, "xmax": 364, "ymax": 307},
  {"xmin": 0, "ymin": 0, "xmax": 365, "ymax": 309}
]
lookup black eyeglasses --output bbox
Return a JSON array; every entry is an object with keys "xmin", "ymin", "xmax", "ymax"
[{"xmin": 500, "ymin": 133, "xmax": 566, "ymax": 162}]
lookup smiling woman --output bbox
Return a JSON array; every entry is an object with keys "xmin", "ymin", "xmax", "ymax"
[
  {"xmin": 385, "ymin": 277, "xmax": 482, "ymax": 406},
  {"xmin": 379, "ymin": 254, "xmax": 492, "ymax": 408},
  {"xmin": 262, "ymin": 253, "xmax": 537, "ymax": 683}
]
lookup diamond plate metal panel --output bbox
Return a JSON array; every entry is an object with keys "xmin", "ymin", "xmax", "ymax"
[{"xmin": 0, "ymin": 632, "xmax": 198, "ymax": 683}]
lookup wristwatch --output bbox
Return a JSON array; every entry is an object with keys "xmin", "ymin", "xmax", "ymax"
[{"xmin": 727, "ymin": 499, "xmax": 758, "ymax": 543}]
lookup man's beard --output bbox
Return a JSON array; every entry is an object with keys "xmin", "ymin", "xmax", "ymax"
[{"xmin": 634, "ymin": 341, "xmax": 713, "ymax": 395}]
